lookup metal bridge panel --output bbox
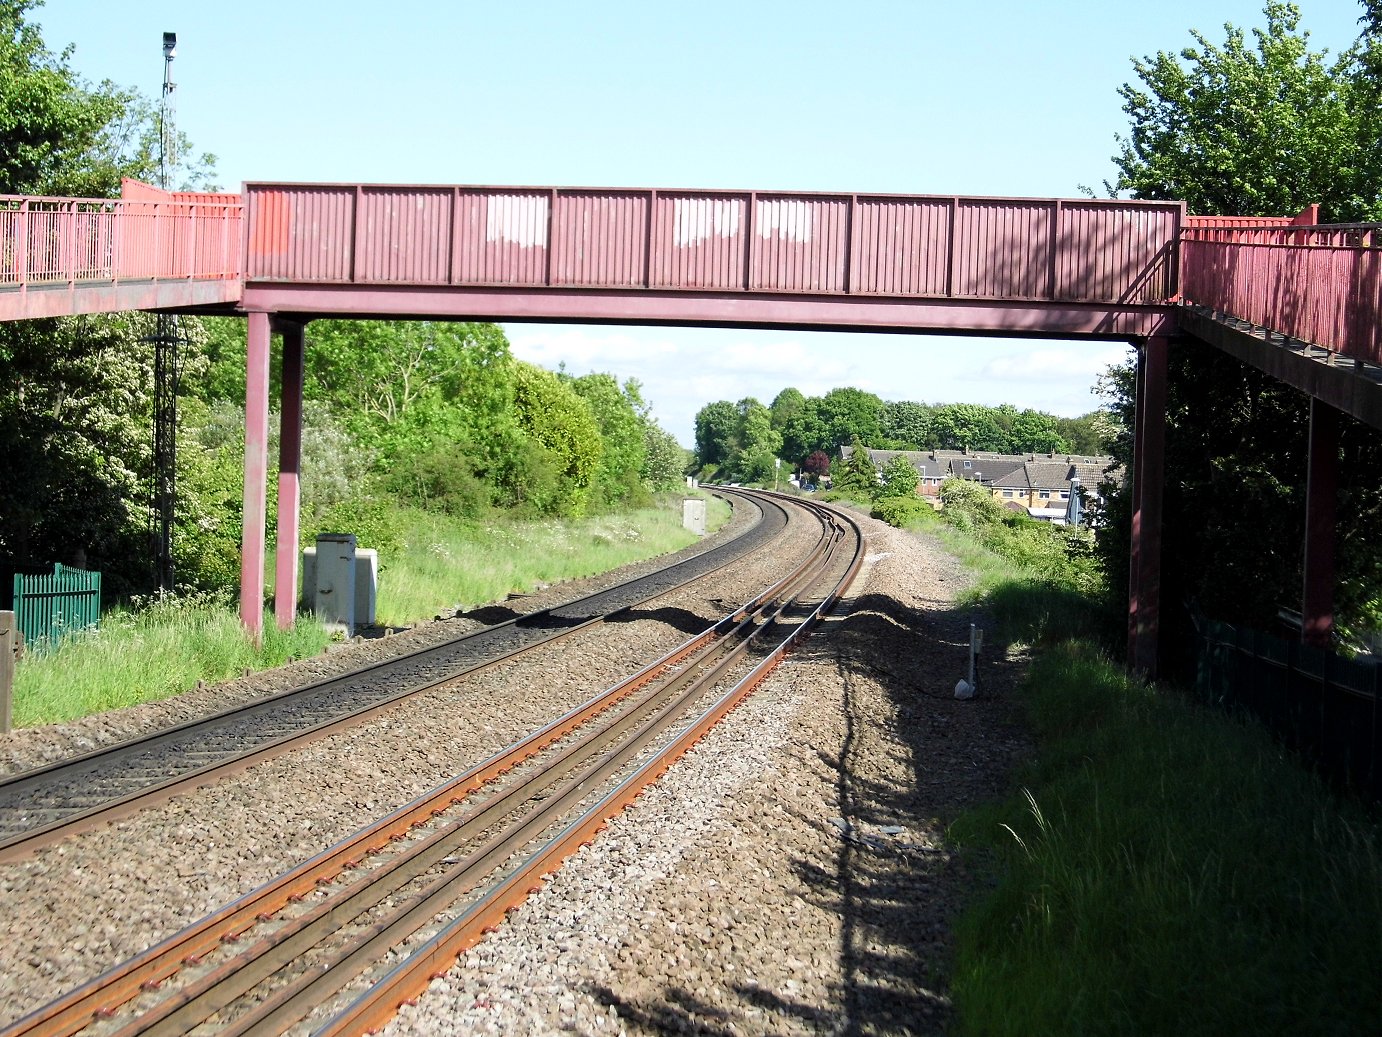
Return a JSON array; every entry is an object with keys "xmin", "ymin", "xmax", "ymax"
[
  {"xmin": 551, "ymin": 191, "xmax": 649, "ymax": 287},
  {"xmin": 851, "ymin": 197, "xmax": 950, "ymax": 295},
  {"xmin": 455, "ymin": 190, "xmax": 550, "ymax": 285},
  {"xmin": 750, "ymin": 195, "xmax": 848, "ymax": 293},
  {"xmin": 650, "ymin": 193, "xmax": 747, "ymax": 290}
]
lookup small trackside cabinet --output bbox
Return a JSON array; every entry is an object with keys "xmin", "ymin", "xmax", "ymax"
[
  {"xmin": 313, "ymin": 533, "xmax": 358, "ymax": 637},
  {"xmin": 683, "ymin": 498, "xmax": 707, "ymax": 536}
]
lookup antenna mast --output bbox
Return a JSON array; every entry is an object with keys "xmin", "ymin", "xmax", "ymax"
[{"xmin": 151, "ymin": 31, "xmax": 182, "ymax": 593}]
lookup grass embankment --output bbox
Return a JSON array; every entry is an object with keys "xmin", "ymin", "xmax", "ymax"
[
  {"xmin": 867, "ymin": 479, "xmax": 1382, "ymax": 1034},
  {"xmin": 12, "ymin": 493, "xmax": 729, "ymax": 728}
]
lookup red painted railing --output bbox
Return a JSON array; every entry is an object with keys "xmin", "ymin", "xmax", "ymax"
[
  {"xmin": 1180, "ymin": 222, "xmax": 1382, "ymax": 365},
  {"xmin": 0, "ymin": 193, "xmax": 242, "ymax": 292},
  {"xmin": 244, "ymin": 184, "xmax": 1184, "ymax": 306}
]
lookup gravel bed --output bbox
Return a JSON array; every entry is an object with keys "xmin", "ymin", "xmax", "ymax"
[
  {"xmin": 383, "ymin": 511, "xmax": 1033, "ymax": 1036},
  {"xmin": 0, "ymin": 495, "xmax": 809, "ymax": 1027}
]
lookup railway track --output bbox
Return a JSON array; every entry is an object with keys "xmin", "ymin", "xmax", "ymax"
[
  {"xmin": 0, "ymin": 490, "xmax": 786, "ymax": 864},
  {"xmin": 1, "ymin": 492, "xmax": 864, "ymax": 1037}
]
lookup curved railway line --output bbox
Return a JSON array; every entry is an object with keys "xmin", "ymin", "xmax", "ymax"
[
  {"xmin": 2, "ymin": 491, "xmax": 865, "ymax": 1037},
  {"xmin": 0, "ymin": 490, "xmax": 787, "ymax": 864}
]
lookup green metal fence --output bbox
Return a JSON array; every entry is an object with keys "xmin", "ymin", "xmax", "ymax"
[
  {"xmin": 12, "ymin": 563, "xmax": 101, "ymax": 650},
  {"xmin": 1193, "ymin": 614, "xmax": 1380, "ymax": 800}
]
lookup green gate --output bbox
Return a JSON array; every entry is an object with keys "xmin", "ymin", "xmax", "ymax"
[{"xmin": 13, "ymin": 563, "xmax": 101, "ymax": 650}]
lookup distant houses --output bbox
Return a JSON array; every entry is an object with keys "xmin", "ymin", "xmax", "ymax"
[{"xmin": 837, "ymin": 445, "xmax": 1116, "ymax": 525}]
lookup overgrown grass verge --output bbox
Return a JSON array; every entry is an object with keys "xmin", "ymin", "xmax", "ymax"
[
  {"xmin": 375, "ymin": 491, "xmax": 728, "ymax": 625},
  {"xmin": 949, "ymin": 640, "xmax": 1382, "ymax": 1035},
  {"xmin": 12, "ymin": 595, "xmax": 331, "ymax": 727},
  {"xmin": 12, "ymin": 492, "xmax": 726, "ymax": 728},
  {"xmin": 919, "ymin": 479, "xmax": 1382, "ymax": 1033}
]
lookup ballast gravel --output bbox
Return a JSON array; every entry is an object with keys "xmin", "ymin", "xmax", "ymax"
[
  {"xmin": 0, "ymin": 507, "xmax": 1032, "ymax": 1035},
  {"xmin": 380, "ymin": 513, "xmax": 1032, "ymax": 1036}
]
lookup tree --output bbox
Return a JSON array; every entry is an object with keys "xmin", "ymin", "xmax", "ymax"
[
  {"xmin": 1055, "ymin": 411, "xmax": 1116, "ymax": 455},
  {"xmin": 779, "ymin": 397, "xmax": 829, "ymax": 465},
  {"xmin": 929, "ymin": 403, "xmax": 1009, "ymax": 452},
  {"xmin": 879, "ymin": 455, "xmax": 921, "ymax": 498},
  {"xmin": 510, "ymin": 362, "xmax": 602, "ymax": 517},
  {"xmin": 1109, "ymin": 2, "xmax": 1373, "ymax": 221},
  {"xmin": 802, "ymin": 450, "xmax": 831, "ymax": 479},
  {"xmin": 1008, "ymin": 409, "xmax": 1068, "ymax": 454},
  {"xmin": 571, "ymin": 373, "xmax": 648, "ymax": 508},
  {"xmin": 728, "ymin": 397, "xmax": 781, "ymax": 484},
  {"xmin": 817, "ymin": 387, "xmax": 886, "ymax": 452},
  {"xmin": 833, "ymin": 439, "xmax": 880, "ymax": 496},
  {"xmin": 0, "ymin": 1, "xmax": 216, "ymax": 197},
  {"xmin": 881, "ymin": 400, "xmax": 933, "ymax": 449},
  {"xmin": 769, "ymin": 387, "xmax": 807, "ymax": 431},
  {"xmin": 694, "ymin": 400, "xmax": 739, "ymax": 470}
]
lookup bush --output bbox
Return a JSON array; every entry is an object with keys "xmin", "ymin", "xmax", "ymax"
[{"xmin": 870, "ymin": 496, "xmax": 936, "ymax": 528}]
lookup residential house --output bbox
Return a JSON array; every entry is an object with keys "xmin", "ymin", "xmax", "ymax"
[{"xmin": 990, "ymin": 455, "xmax": 1116, "ymax": 524}]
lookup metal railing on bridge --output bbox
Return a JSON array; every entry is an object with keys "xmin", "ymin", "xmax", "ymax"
[
  {"xmin": 1180, "ymin": 219, "xmax": 1382, "ymax": 365},
  {"xmin": 0, "ymin": 192, "xmax": 243, "ymax": 319},
  {"xmin": 244, "ymin": 183, "xmax": 1184, "ymax": 307}
]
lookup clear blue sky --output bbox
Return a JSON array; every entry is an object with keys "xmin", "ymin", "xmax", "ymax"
[{"xmin": 33, "ymin": 0, "xmax": 1366, "ymax": 445}]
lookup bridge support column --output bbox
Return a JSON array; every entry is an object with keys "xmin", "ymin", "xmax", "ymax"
[
  {"xmin": 1302, "ymin": 397, "xmax": 1339, "ymax": 649},
  {"xmin": 240, "ymin": 311, "xmax": 271, "ymax": 643},
  {"xmin": 1128, "ymin": 335, "xmax": 1168, "ymax": 678},
  {"xmin": 275, "ymin": 322, "xmax": 306, "ymax": 631}
]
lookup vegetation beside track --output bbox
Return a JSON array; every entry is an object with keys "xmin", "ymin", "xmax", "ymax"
[
  {"xmin": 907, "ymin": 474, "xmax": 1382, "ymax": 1034},
  {"xmin": 10, "ymin": 492, "xmax": 729, "ymax": 728}
]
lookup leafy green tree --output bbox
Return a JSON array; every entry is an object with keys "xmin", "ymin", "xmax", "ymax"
[
  {"xmin": 834, "ymin": 439, "xmax": 880, "ymax": 496},
  {"xmin": 510, "ymin": 362, "xmax": 602, "ymax": 517},
  {"xmin": 879, "ymin": 455, "xmax": 921, "ymax": 498},
  {"xmin": 1109, "ymin": 1, "xmax": 1374, "ymax": 221},
  {"xmin": 769, "ymin": 387, "xmax": 807, "ymax": 431},
  {"xmin": 817, "ymin": 387, "xmax": 886, "ymax": 452},
  {"xmin": 779, "ymin": 397, "xmax": 829, "ymax": 464},
  {"xmin": 1055, "ymin": 411, "xmax": 1116, "ymax": 455},
  {"xmin": 1097, "ymin": 0, "xmax": 1382, "ymax": 644},
  {"xmin": 1008, "ymin": 409, "xmax": 1068, "ymax": 454},
  {"xmin": 694, "ymin": 400, "xmax": 739, "ymax": 469},
  {"xmin": 930, "ymin": 403, "xmax": 1009, "ymax": 452},
  {"xmin": 728, "ymin": 397, "xmax": 782, "ymax": 484},
  {"xmin": 571, "ymin": 373, "xmax": 648, "ymax": 508},
  {"xmin": 0, "ymin": 312, "xmax": 164, "ymax": 593},
  {"xmin": 881, "ymin": 400, "xmax": 933, "ymax": 449},
  {"xmin": 640, "ymin": 421, "xmax": 687, "ymax": 492}
]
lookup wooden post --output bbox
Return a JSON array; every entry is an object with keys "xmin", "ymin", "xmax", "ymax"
[{"xmin": 1, "ymin": 610, "xmax": 16, "ymax": 734}]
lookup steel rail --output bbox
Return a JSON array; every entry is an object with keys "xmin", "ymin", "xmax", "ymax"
[
  {"xmin": 211, "ymin": 516, "xmax": 845, "ymax": 1036},
  {"xmin": 317, "ymin": 497, "xmax": 865, "ymax": 1036},
  {"xmin": 0, "ymin": 490, "xmax": 777, "ymax": 864},
  {"xmin": 0, "ymin": 492, "xmax": 835, "ymax": 1037}
]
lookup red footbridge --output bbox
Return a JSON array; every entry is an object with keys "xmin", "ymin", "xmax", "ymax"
[{"xmin": 4, "ymin": 178, "xmax": 1379, "ymax": 674}]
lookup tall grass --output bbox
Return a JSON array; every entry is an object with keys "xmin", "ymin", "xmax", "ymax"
[
  {"xmin": 12, "ymin": 594, "xmax": 330, "ymax": 727},
  {"xmin": 924, "ymin": 485, "xmax": 1382, "ymax": 1033},
  {"xmin": 949, "ymin": 642, "xmax": 1382, "ymax": 1035},
  {"xmin": 375, "ymin": 493, "xmax": 727, "ymax": 625}
]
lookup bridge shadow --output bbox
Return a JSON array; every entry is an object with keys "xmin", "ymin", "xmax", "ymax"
[{"xmin": 577, "ymin": 580, "xmax": 1031, "ymax": 1034}]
